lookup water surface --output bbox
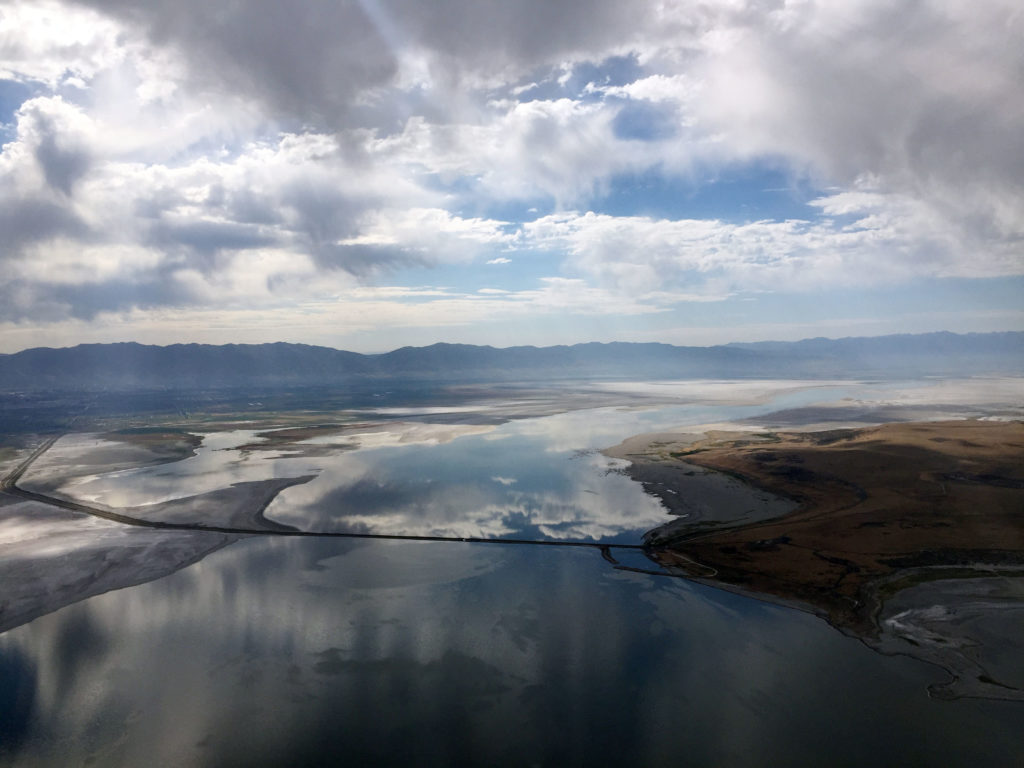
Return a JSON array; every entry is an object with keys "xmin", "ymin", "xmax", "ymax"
[
  {"xmin": 2, "ymin": 378, "xmax": 1022, "ymax": 766},
  {"xmin": 2, "ymin": 536, "xmax": 1021, "ymax": 767}
]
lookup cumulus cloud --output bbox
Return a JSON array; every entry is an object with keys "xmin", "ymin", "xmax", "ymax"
[
  {"xmin": 0, "ymin": 1, "xmax": 125, "ymax": 87},
  {"xmin": 0, "ymin": 92, "xmax": 506, "ymax": 319},
  {"xmin": 368, "ymin": 101, "xmax": 633, "ymax": 204},
  {"xmin": 337, "ymin": 207, "xmax": 515, "ymax": 259},
  {"xmin": 0, "ymin": 97, "xmax": 97, "ymax": 270},
  {"xmin": 687, "ymin": 0, "xmax": 1024, "ymax": 247},
  {"xmin": 522, "ymin": 183, "xmax": 1019, "ymax": 297},
  {"xmin": 67, "ymin": 0, "xmax": 677, "ymax": 122},
  {"xmin": 0, "ymin": 0, "xmax": 1021, "ymax": 343}
]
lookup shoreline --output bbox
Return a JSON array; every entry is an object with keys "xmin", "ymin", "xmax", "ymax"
[{"xmin": 611, "ymin": 419, "xmax": 1024, "ymax": 700}]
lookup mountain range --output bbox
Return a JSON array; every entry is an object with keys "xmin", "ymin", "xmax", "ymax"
[{"xmin": 0, "ymin": 331, "xmax": 1021, "ymax": 392}]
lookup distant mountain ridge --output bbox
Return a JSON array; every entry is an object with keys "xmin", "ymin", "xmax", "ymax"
[{"xmin": 0, "ymin": 331, "xmax": 1021, "ymax": 392}]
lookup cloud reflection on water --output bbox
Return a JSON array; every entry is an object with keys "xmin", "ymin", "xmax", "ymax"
[
  {"xmin": 2, "ymin": 536, "xmax": 1021, "ymax": 766},
  {"xmin": 24, "ymin": 409, "xmax": 681, "ymax": 542}
]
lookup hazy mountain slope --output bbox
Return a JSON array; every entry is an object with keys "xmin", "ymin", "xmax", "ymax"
[
  {"xmin": 726, "ymin": 331, "xmax": 1023, "ymax": 378},
  {"xmin": 0, "ymin": 332, "xmax": 1020, "ymax": 392}
]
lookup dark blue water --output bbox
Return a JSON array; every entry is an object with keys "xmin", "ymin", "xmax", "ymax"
[{"xmin": 0, "ymin": 535, "xmax": 1021, "ymax": 767}]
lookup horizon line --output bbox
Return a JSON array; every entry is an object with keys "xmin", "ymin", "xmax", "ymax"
[{"xmin": 3, "ymin": 328, "xmax": 1022, "ymax": 357}]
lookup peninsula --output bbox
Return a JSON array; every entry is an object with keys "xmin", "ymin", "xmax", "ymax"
[{"xmin": 611, "ymin": 419, "xmax": 1024, "ymax": 699}]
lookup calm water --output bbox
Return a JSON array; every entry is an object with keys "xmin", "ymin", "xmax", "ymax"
[
  {"xmin": 2, "ymin": 380, "xmax": 1023, "ymax": 766},
  {"xmin": 25, "ymin": 384, "xmax": 860, "ymax": 541},
  {"xmin": 2, "ymin": 537, "xmax": 1022, "ymax": 766}
]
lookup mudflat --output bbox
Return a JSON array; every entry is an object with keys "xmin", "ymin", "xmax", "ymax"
[{"xmin": 635, "ymin": 421, "xmax": 1024, "ymax": 636}]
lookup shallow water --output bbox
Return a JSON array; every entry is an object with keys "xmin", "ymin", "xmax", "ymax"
[
  {"xmin": 19, "ymin": 382, "xmax": 873, "ymax": 541},
  {"xmin": 2, "ymin": 378, "xmax": 1023, "ymax": 766}
]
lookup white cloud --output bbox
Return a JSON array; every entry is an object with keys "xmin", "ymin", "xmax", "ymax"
[
  {"xmin": 337, "ymin": 207, "xmax": 514, "ymax": 260},
  {"xmin": 0, "ymin": 0, "xmax": 1021, "ymax": 344},
  {"xmin": 0, "ymin": 93, "xmax": 464, "ymax": 319},
  {"xmin": 366, "ymin": 94, "xmax": 696, "ymax": 205},
  {"xmin": 593, "ymin": 73, "xmax": 694, "ymax": 103},
  {"xmin": 0, "ymin": 1, "xmax": 125, "ymax": 87},
  {"xmin": 686, "ymin": 0, "xmax": 1024, "ymax": 246},
  {"xmin": 14, "ymin": 242, "xmax": 163, "ymax": 284},
  {"xmin": 522, "ymin": 187, "xmax": 1022, "ymax": 297}
]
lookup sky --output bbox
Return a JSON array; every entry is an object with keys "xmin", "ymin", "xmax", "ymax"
[{"xmin": 0, "ymin": 0, "xmax": 1022, "ymax": 353}]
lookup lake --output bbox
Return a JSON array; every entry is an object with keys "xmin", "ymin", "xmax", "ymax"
[{"xmin": 1, "ymin": 378, "xmax": 1022, "ymax": 766}]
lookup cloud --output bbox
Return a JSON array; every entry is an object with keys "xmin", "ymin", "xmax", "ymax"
[
  {"xmin": 0, "ymin": 276, "xmax": 679, "ymax": 349},
  {"xmin": 368, "ymin": 100, "xmax": 631, "ymax": 204},
  {"xmin": 65, "ymin": 0, "xmax": 398, "ymax": 127},
  {"xmin": 336, "ymin": 207, "xmax": 515, "ymax": 265},
  {"xmin": 593, "ymin": 74, "xmax": 694, "ymax": 103},
  {"xmin": 522, "ymin": 187, "xmax": 1020, "ymax": 297},
  {"xmin": 0, "ymin": 97, "xmax": 97, "ymax": 263},
  {"xmin": 686, "ymin": 0, "xmax": 1024, "ymax": 247},
  {"xmin": 66, "ymin": 0, "xmax": 677, "ymax": 123},
  {"xmin": 0, "ymin": 1, "xmax": 125, "ymax": 87},
  {"xmin": 0, "ymin": 92, "xmax": 495, "ymax": 319},
  {"xmin": 1, "ymin": 0, "xmax": 1022, "ymax": 343}
]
